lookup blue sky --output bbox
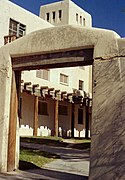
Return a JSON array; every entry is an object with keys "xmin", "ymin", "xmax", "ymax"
[{"xmin": 9, "ymin": 0, "xmax": 125, "ymax": 37}]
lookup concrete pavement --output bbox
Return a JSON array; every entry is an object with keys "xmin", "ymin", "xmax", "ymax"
[
  {"xmin": 21, "ymin": 142, "xmax": 90, "ymax": 178},
  {"xmin": 0, "ymin": 141, "xmax": 90, "ymax": 179}
]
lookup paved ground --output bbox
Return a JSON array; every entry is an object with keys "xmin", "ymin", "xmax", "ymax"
[{"xmin": 0, "ymin": 141, "xmax": 90, "ymax": 179}]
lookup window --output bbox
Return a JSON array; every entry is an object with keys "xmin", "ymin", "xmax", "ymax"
[
  {"xmin": 52, "ymin": 11, "xmax": 56, "ymax": 21},
  {"xmin": 60, "ymin": 73, "xmax": 68, "ymax": 85},
  {"xmin": 9, "ymin": 19, "xmax": 26, "ymax": 37},
  {"xmin": 59, "ymin": 10, "xmax": 62, "ymax": 20},
  {"xmin": 36, "ymin": 69, "xmax": 50, "ymax": 80},
  {"xmin": 76, "ymin": 13, "xmax": 78, "ymax": 22},
  {"xmin": 80, "ymin": 16, "xmax": 82, "ymax": 25},
  {"xmin": 78, "ymin": 108, "xmax": 83, "ymax": 124},
  {"xmin": 79, "ymin": 80, "xmax": 84, "ymax": 90},
  {"xmin": 59, "ymin": 105, "xmax": 68, "ymax": 115},
  {"xmin": 46, "ymin": 13, "xmax": 50, "ymax": 21},
  {"xmin": 83, "ymin": 18, "xmax": 86, "ymax": 26},
  {"xmin": 38, "ymin": 101, "xmax": 48, "ymax": 115}
]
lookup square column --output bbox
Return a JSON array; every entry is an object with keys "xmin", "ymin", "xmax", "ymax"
[
  {"xmin": 54, "ymin": 99, "xmax": 59, "ymax": 136},
  {"xmin": 33, "ymin": 96, "xmax": 38, "ymax": 136}
]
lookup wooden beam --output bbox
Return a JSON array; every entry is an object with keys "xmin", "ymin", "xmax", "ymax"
[
  {"xmin": 55, "ymin": 90, "xmax": 60, "ymax": 99},
  {"xmin": 32, "ymin": 84, "xmax": 39, "ymax": 94},
  {"xmin": 33, "ymin": 96, "xmax": 38, "ymax": 136},
  {"xmin": 48, "ymin": 88, "xmax": 54, "ymax": 96},
  {"xmin": 71, "ymin": 103, "xmax": 75, "ymax": 138},
  {"xmin": 7, "ymin": 71, "xmax": 18, "ymax": 171},
  {"xmin": 12, "ymin": 49, "xmax": 94, "ymax": 71},
  {"xmin": 61, "ymin": 91, "xmax": 67, "ymax": 100},
  {"xmin": 40, "ymin": 86, "xmax": 48, "ymax": 97},
  {"xmin": 24, "ymin": 82, "xmax": 31, "ymax": 90}
]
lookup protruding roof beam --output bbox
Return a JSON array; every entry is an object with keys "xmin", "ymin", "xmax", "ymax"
[
  {"xmin": 48, "ymin": 88, "xmax": 54, "ymax": 95},
  {"xmin": 24, "ymin": 82, "xmax": 31, "ymax": 90},
  {"xmin": 32, "ymin": 84, "xmax": 39, "ymax": 94},
  {"xmin": 61, "ymin": 91, "xmax": 67, "ymax": 100},
  {"xmin": 40, "ymin": 86, "xmax": 48, "ymax": 97}
]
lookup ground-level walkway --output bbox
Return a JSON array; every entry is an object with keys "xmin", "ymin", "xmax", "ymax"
[{"xmin": 0, "ymin": 141, "xmax": 90, "ymax": 179}]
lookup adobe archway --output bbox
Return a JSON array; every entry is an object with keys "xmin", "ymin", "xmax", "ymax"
[{"xmin": 0, "ymin": 25, "xmax": 125, "ymax": 179}]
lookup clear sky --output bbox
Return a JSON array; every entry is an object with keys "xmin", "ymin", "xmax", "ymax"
[{"xmin": 9, "ymin": 0, "xmax": 125, "ymax": 37}]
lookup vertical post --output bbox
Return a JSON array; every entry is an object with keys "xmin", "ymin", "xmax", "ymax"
[
  {"xmin": 33, "ymin": 96, "xmax": 38, "ymax": 136},
  {"xmin": 7, "ymin": 71, "xmax": 20, "ymax": 171},
  {"xmin": 54, "ymin": 99, "xmax": 59, "ymax": 136},
  {"xmin": 71, "ymin": 103, "xmax": 75, "ymax": 138},
  {"xmin": 85, "ymin": 98, "xmax": 89, "ymax": 139}
]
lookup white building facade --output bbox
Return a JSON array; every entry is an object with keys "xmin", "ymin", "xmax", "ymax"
[{"xmin": 0, "ymin": 0, "xmax": 92, "ymax": 138}]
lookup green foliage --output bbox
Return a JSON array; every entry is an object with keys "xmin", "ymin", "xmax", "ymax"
[{"xmin": 19, "ymin": 147, "xmax": 60, "ymax": 170}]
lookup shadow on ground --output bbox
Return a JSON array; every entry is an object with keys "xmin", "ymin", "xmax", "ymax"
[
  {"xmin": 25, "ymin": 167, "xmax": 88, "ymax": 180},
  {"xmin": 19, "ymin": 161, "xmax": 88, "ymax": 179}
]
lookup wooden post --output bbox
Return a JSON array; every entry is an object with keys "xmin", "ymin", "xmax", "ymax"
[
  {"xmin": 54, "ymin": 99, "xmax": 59, "ymax": 136},
  {"xmin": 85, "ymin": 98, "xmax": 89, "ymax": 139},
  {"xmin": 7, "ymin": 71, "xmax": 19, "ymax": 171},
  {"xmin": 71, "ymin": 103, "xmax": 75, "ymax": 138},
  {"xmin": 33, "ymin": 96, "xmax": 38, "ymax": 136}
]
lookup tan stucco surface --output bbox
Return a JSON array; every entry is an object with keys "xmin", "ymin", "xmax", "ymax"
[{"xmin": 1, "ymin": 25, "xmax": 120, "ymax": 59}]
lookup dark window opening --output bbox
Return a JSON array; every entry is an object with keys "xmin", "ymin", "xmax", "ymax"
[
  {"xmin": 59, "ymin": 10, "xmax": 62, "ymax": 20},
  {"xmin": 59, "ymin": 105, "xmax": 68, "ymax": 115},
  {"xmin": 46, "ymin": 13, "xmax": 50, "ymax": 21},
  {"xmin": 38, "ymin": 101, "xmax": 48, "ymax": 115},
  {"xmin": 53, "ymin": 11, "xmax": 56, "ymax": 20},
  {"xmin": 78, "ymin": 108, "xmax": 83, "ymax": 124},
  {"xmin": 83, "ymin": 18, "xmax": 86, "ymax": 26},
  {"xmin": 76, "ymin": 13, "xmax": 78, "ymax": 22}
]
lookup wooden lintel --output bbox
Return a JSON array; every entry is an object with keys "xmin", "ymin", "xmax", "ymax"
[{"xmin": 12, "ymin": 49, "xmax": 94, "ymax": 71}]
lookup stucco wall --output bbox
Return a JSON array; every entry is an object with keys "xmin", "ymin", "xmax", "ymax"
[
  {"xmin": 40, "ymin": 0, "xmax": 92, "ymax": 27},
  {"xmin": 68, "ymin": 0, "xmax": 92, "ymax": 27},
  {"xmin": 21, "ymin": 92, "xmax": 34, "ymax": 128},
  {"xmin": 0, "ymin": 0, "xmax": 53, "ymax": 47},
  {"xmin": 40, "ymin": 0, "xmax": 69, "ymax": 26}
]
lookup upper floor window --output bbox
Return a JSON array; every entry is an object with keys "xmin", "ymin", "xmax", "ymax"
[
  {"xmin": 36, "ymin": 69, "xmax": 50, "ymax": 80},
  {"xmin": 83, "ymin": 18, "xmax": 86, "ymax": 26},
  {"xmin": 38, "ymin": 101, "xmax": 48, "ymax": 115},
  {"xmin": 52, "ymin": 11, "xmax": 56, "ymax": 21},
  {"xmin": 59, "ymin": 10, "xmax": 62, "ymax": 20},
  {"xmin": 9, "ymin": 19, "xmax": 26, "ymax": 38},
  {"xmin": 76, "ymin": 13, "xmax": 78, "ymax": 22},
  {"xmin": 60, "ymin": 73, "xmax": 68, "ymax": 85},
  {"xmin": 46, "ymin": 13, "xmax": 50, "ymax": 21},
  {"xmin": 80, "ymin": 16, "xmax": 82, "ymax": 25},
  {"xmin": 79, "ymin": 80, "xmax": 84, "ymax": 90}
]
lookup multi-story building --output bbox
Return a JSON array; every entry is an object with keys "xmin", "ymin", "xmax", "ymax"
[{"xmin": 0, "ymin": 0, "xmax": 92, "ymax": 138}]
